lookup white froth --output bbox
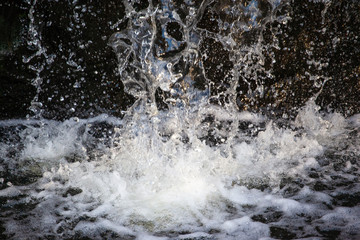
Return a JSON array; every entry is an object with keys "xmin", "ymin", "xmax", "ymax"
[
  {"xmin": 295, "ymin": 100, "xmax": 347, "ymax": 139},
  {"xmin": 2, "ymin": 101, "xmax": 358, "ymax": 239},
  {"xmin": 220, "ymin": 216, "xmax": 269, "ymax": 240}
]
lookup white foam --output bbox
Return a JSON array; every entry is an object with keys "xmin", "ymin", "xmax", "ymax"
[
  {"xmin": 1, "ymin": 100, "xmax": 357, "ymax": 239},
  {"xmin": 295, "ymin": 100, "xmax": 347, "ymax": 139},
  {"xmin": 0, "ymin": 186, "xmax": 22, "ymax": 198},
  {"xmin": 220, "ymin": 216, "xmax": 269, "ymax": 240}
]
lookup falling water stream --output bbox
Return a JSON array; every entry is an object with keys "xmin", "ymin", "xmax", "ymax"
[{"xmin": 0, "ymin": 0, "xmax": 360, "ymax": 239}]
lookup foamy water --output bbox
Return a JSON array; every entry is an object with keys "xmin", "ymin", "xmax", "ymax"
[{"xmin": 1, "ymin": 100, "xmax": 359, "ymax": 239}]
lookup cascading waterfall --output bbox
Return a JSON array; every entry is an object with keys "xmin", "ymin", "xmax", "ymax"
[{"xmin": 0, "ymin": 0, "xmax": 360, "ymax": 239}]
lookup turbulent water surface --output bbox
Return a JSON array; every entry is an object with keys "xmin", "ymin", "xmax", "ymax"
[{"xmin": 0, "ymin": 0, "xmax": 360, "ymax": 239}]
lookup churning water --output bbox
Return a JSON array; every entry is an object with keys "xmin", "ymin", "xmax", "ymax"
[{"xmin": 1, "ymin": 0, "xmax": 360, "ymax": 239}]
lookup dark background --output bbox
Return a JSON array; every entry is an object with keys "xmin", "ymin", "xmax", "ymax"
[{"xmin": 0, "ymin": 0, "xmax": 359, "ymax": 120}]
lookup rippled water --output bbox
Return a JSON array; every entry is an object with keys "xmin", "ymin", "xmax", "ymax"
[{"xmin": 1, "ymin": 0, "xmax": 360, "ymax": 239}]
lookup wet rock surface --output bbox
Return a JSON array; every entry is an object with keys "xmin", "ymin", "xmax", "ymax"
[
  {"xmin": 0, "ymin": 0, "xmax": 134, "ymax": 120},
  {"xmin": 0, "ymin": 0, "xmax": 359, "ymax": 120}
]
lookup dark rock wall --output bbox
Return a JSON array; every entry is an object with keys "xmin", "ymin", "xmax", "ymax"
[
  {"xmin": 0, "ymin": 1, "xmax": 35, "ymax": 119},
  {"xmin": 0, "ymin": 0, "xmax": 135, "ymax": 120},
  {"xmin": 196, "ymin": 0, "xmax": 360, "ymax": 118},
  {"xmin": 0, "ymin": 0, "xmax": 359, "ymax": 120}
]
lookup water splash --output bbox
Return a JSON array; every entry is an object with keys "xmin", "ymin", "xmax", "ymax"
[
  {"xmin": 1, "ymin": 0, "xmax": 360, "ymax": 239},
  {"xmin": 2, "ymin": 97, "xmax": 359, "ymax": 239},
  {"xmin": 24, "ymin": 0, "xmax": 56, "ymax": 119}
]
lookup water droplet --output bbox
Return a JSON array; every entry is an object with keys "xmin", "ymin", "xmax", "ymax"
[{"xmin": 73, "ymin": 81, "xmax": 81, "ymax": 88}]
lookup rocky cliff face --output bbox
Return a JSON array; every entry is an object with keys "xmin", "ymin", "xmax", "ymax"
[{"xmin": 1, "ymin": 0, "xmax": 359, "ymax": 120}]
